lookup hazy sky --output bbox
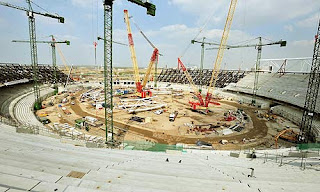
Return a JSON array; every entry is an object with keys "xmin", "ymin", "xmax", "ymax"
[{"xmin": 0, "ymin": 0, "xmax": 319, "ymax": 71}]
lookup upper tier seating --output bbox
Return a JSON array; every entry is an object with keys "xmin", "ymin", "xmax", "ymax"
[{"xmin": 157, "ymin": 68, "xmax": 246, "ymax": 88}]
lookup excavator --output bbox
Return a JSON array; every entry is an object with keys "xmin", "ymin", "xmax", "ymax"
[
  {"xmin": 124, "ymin": 9, "xmax": 159, "ymax": 98},
  {"xmin": 178, "ymin": 0, "xmax": 238, "ymax": 113},
  {"xmin": 275, "ymin": 129, "xmax": 298, "ymax": 149}
]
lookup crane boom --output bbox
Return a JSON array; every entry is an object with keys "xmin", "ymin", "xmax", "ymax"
[
  {"xmin": 127, "ymin": 0, "xmax": 156, "ymax": 16},
  {"xmin": 206, "ymin": 40, "xmax": 286, "ymax": 50},
  {"xmin": 97, "ymin": 36, "xmax": 128, "ymax": 46},
  {"xmin": 124, "ymin": 9, "xmax": 142, "ymax": 92},
  {"xmin": 178, "ymin": 58, "xmax": 204, "ymax": 106},
  {"xmin": 205, "ymin": 0, "xmax": 237, "ymax": 107},
  {"xmin": 0, "ymin": 1, "xmax": 64, "ymax": 23},
  {"xmin": 12, "ymin": 40, "xmax": 70, "ymax": 44},
  {"xmin": 191, "ymin": 39, "xmax": 220, "ymax": 46},
  {"xmin": 0, "ymin": 0, "xmax": 65, "ymax": 110},
  {"xmin": 56, "ymin": 43, "xmax": 70, "ymax": 72},
  {"xmin": 12, "ymin": 38, "xmax": 70, "ymax": 90},
  {"xmin": 142, "ymin": 48, "xmax": 158, "ymax": 87},
  {"xmin": 130, "ymin": 15, "xmax": 162, "ymax": 88}
]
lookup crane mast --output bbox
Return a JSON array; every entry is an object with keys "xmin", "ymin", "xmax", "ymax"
[
  {"xmin": 0, "ymin": 0, "xmax": 64, "ymax": 110},
  {"xmin": 51, "ymin": 35, "xmax": 57, "ymax": 88},
  {"xmin": 300, "ymin": 20, "xmax": 320, "ymax": 142},
  {"xmin": 12, "ymin": 37, "xmax": 70, "ymax": 93},
  {"xmin": 205, "ymin": 0, "xmax": 237, "ymax": 107},
  {"xmin": 102, "ymin": 0, "xmax": 156, "ymax": 144}
]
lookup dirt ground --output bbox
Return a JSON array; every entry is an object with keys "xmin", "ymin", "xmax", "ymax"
[
  {"xmin": 37, "ymin": 66, "xmax": 299, "ymax": 150},
  {"xmin": 37, "ymin": 85, "xmax": 299, "ymax": 150}
]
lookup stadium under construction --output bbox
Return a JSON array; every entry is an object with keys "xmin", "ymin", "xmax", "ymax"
[{"xmin": 0, "ymin": 0, "xmax": 319, "ymax": 191}]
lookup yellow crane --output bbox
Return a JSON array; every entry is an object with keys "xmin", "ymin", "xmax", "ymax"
[
  {"xmin": 179, "ymin": 0, "xmax": 238, "ymax": 111},
  {"xmin": 205, "ymin": 0, "xmax": 237, "ymax": 107},
  {"xmin": 56, "ymin": 43, "xmax": 74, "ymax": 87},
  {"xmin": 124, "ymin": 9, "xmax": 158, "ymax": 97}
]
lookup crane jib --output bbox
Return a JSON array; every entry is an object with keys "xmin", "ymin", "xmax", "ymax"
[{"xmin": 178, "ymin": 58, "xmax": 187, "ymax": 71}]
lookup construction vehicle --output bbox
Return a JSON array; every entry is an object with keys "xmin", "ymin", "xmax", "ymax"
[
  {"xmin": 39, "ymin": 117, "xmax": 51, "ymax": 124},
  {"xmin": 169, "ymin": 111, "xmax": 178, "ymax": 122},
  {"xmin": 75, "ymin": 118, "xmax": 88, "ymax": 129},
  {"xmin": 38, "ymin": 112, "xmax": 48, "ymax": 117},
  {"xmin": 178, "ymin": 0, "xmax": 238, "ymax": 113},
  {"xmin": 124, "ymin": 9, "xmax": 159, "ymax": 98},
  {"xmin": 275, "ymin": 129, "xmax": 299, "ymax": 149}
]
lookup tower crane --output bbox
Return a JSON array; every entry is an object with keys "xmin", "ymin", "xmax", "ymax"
[
  {"xmin": 191, "ymin": 37, "xmax": 223, "ymax": 89},
  {"xmin": 12, "ymin": 36, "xmax": 70, "ymax": 94},
  {"xmin": 101, "ymin": 0, "xmax": 155, "ymax": 143},
  {"xmin": 0, "ymin": 0, "xmax": 64, "ymax": 110},
  {"xmin": 124, "ymin": 9, "xmax": 158, "ymax": 98},
  {"xmin": 207, "ymin": 37, "xmax": 286, "ymax": 105},
  {"xmin": 299, "ymin": 19, "xmax": 320, "ymax": 143},
  {"xmin": 97, "ymin": 36, "xmax": 128, "ymax": 46},
  {"xmin": 178, "ymin": 0, "xmax": 238, "ymax": 112}
]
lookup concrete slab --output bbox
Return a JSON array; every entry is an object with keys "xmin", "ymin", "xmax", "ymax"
[
  {"xmin": 0, "ymin": 186, "xmax": 9, "ymax": 192},
  {"xmin": 0, "ymin": 173, "xmax": 39, "ymax": 191},
  {"xmin": 30, "ymin": 182, "xmax": 67, "ymax": 192}
]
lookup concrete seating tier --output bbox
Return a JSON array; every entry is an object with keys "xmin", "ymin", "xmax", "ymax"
[
  {"xmin": 0, "ymin": 123, "xmax": 319, "ymax": 191},
  {"xmin": 225, "ymin": 72, "xmax": 320, "ymax": 113},
  {"xmin": 0, "ymin": 63, "xmax": 70, "ymax": 84}
]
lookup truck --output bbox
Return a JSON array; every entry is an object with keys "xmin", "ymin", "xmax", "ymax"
[
  {"xmin": 39, "ymin": 117, "xmax": 51, "ymax": 124},
  {"xmin": 63, "ymin": 110, "xmax": 72, "ymax": 115},
  {"xmin": 85, "ymin": 116, "xmax": 103, "ymax": 127},
  {"xmin": 169, "ymin": 111, "xmax": 178, "ymax": 122},
  {"xmin": 38, "ymin": 112, "xmax": 48, "ymax": 117}
]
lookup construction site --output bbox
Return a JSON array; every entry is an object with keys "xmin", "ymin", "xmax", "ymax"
[{"xmin": 0, "ymin": 0, "xmax": 320, "ymax": 191}]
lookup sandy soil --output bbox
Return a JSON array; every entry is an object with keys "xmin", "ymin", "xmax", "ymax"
[{"xmin": 37, "ymin": 67, "xmax": 298, "ymax": 150}]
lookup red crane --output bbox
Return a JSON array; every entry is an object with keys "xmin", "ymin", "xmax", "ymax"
[{"xmin": 179, "ymin": 0, "xmax": 237, "ymax": 112}]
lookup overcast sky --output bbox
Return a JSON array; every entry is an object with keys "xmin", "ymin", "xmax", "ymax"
[{"xmin": 0, "ymin": 0, "xmax": 319, "ymax": 71}]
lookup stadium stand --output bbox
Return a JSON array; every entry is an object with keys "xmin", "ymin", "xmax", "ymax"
[
  {"xmin": 224, "ymin": 72, "xmax": 320, "ymax": 113},
  {"xmin": 12, "ymin": 88, "xmax": 53, "ymax": 127},
  {"xmin": 0, "ymin": 122, "xmax": 319, "ymax": 192},
  {"xmin": 0, "ymin": 83, "xmax": 33, "ymax": 117},
  {"xmin": 224, "ymin": 72, "xmax": 320, "ymax": 141},
  {"xmin": 0, "ymin": 63, "xmax": 70, "ymax": 85},
  {"xmin": 157, "ymin": 68, "xmax": 246, "ymax": 88}
]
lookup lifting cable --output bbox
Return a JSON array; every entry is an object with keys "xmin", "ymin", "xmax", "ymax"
[
  {"xmin": 179, "ymin": 7, "xmax": 217, "ymax": 59},
  {"xmin": 130, "ymin": 16, "xmax": 163, "ymax": 56}
]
